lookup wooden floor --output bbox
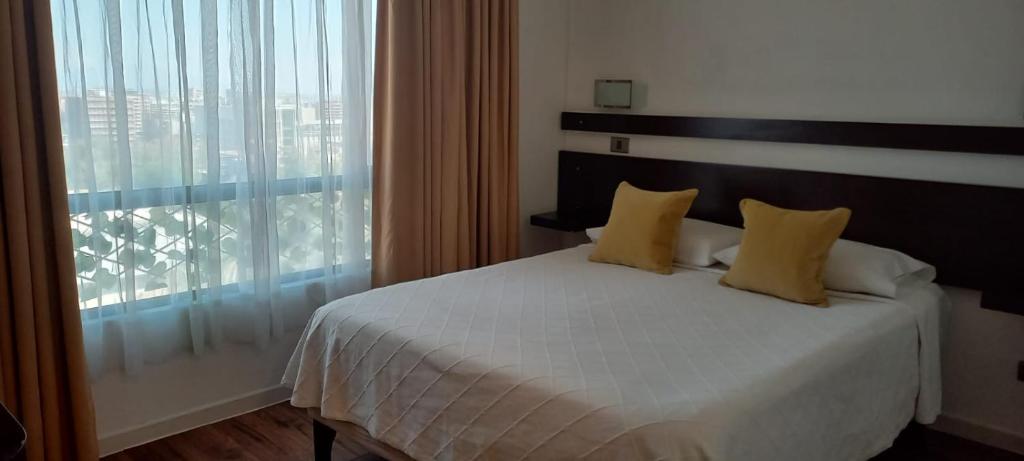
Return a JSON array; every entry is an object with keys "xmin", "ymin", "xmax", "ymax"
[
  {"xmin": 873, "ymin": 425, "xmax": 1024, "ymax": 461},
  {"xmin": 102, "ymin": 403, "xmax": 369, "ymax": 461},
  {"xmin": 104, "ymin": 403, "xmax": 1023, "ymax": 461}
]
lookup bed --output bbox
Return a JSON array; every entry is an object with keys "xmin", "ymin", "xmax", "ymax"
[
  {"xmin": 281, "ymin": 102, "xmax": 1024, "ymax": 459},
  {"xmin": 283, "ymin": 243, "xmax": 947, "ymax": 460}
]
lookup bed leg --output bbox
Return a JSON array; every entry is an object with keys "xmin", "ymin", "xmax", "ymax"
[{"xmin": 313, "ymin": 419, "xmax": 336, "ymax": 461}]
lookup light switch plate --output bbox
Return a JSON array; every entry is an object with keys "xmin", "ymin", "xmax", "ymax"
[{"xmin": 611, "ymin": 136, "xmax": 629, "ymax": 153}]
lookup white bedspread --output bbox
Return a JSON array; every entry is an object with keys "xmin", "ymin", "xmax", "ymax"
[{"xmin": 284, "ymin": 245, "xmax": 945, "ymax": 461}]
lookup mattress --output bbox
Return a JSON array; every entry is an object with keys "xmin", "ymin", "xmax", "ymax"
[{"xmin": 283, "ymin": 244, "xmax": 946, "ymax": 461}]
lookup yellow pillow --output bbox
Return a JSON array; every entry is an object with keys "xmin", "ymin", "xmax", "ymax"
[
  {"xmin": 720, "ymin": 199, "xmax": 851, "ymax": 306},
  {"xmin": 588, "ymin": 182, "xmax": 699, "ymax": 274}
]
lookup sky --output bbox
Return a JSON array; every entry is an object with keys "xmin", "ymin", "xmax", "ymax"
[{"xmin": 51, "ymin": 0, "xmax": 375, "ymax": 100}]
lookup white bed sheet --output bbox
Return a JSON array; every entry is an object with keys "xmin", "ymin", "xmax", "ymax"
[{"xmin": 284, "ymin": 244, "xmax": 946, "ymax": 461}]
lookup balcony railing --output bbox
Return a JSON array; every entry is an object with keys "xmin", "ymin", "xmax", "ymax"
[
  {"xmin": 68, "ymin": 173, "xmax": 369, "ymax": 311},
  {"xmin": 67, "ymin": 175, "xmax": 351, "ymax": 213}
]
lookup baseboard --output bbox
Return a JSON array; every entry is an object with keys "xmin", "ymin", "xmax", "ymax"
[
  {"xmin": 97, "ymin": 385, "xmax": 292, "ymax": 457},
  {"xmin": 930, "ymin": 414, "xmax": 1024, "ymax": 455}
]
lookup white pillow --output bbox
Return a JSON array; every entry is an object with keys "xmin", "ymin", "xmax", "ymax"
[
  {"xmin": 713, "ymin": 239, "xmax": 936, "ymax": 298},
  {"xmin": 586, "ymin": 218, "xmax": 743, "ymax": 267}
]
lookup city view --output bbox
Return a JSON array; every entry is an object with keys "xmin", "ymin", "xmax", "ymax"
[
  {"xmin": 61, "ymin": 88, "xmax": 345, "ymax": 191},
  {"xmin": 60, "ymin": 87, "xmax": 369, "ymax": 310},
  {"xmin": 50, "ymin": 0, "xmax": 374, "ymax": 310}
]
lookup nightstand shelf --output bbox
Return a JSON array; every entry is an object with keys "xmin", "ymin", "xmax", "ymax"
[
  {"xmin": 980, "ymin": 290, "xmax": 1024, "ymax": 317},
  {"xmin": 529, "ymin": 211, "xmax": 596, "ymax": 232}
]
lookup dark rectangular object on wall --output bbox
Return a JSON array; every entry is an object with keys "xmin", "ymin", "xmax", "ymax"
[
  {"xmin": 561, "ymin": 112, "xmax": 1024, "ymax": 156},
  {"xmin": 548, "ymin": 150, "xmax": 1024, "ymax": 314}
]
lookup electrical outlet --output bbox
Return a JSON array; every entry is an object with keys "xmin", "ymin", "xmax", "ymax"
[{"xmin": 611, "ymin": 136, "xmax": 629, "ymax": 153}]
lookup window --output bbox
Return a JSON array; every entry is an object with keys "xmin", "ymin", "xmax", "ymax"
[{"xmin": 51, "ymin": 1, "xmax": 374, "ymax": 319}]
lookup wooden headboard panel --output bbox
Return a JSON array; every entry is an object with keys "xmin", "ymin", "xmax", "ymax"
[{"xmin": 549, "ymin": 150, "xmax": 1024, "ymax": 313}]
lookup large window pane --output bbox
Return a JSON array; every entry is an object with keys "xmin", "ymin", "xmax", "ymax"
[{"xmin": 53, "ymin": 0, "xmax": 375, "ymax": 313}]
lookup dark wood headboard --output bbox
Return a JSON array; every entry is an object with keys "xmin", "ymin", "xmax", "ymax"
[
  {"xmin": 531, "ymin": 151, "xmax": 1024, "ymax": 314},
  {"xmin": 561, "ymin": 112, "xmax": 1024, "ymax": 156}
]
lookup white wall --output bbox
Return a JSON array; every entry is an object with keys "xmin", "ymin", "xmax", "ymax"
[
  {"xmin": 518, "ymin": 0, "xmax": 572, "ymax": 257},
  {"xmin": 520, "ymin": 0, "xmax": 1024, "ymax": 452},
  {"xmin": 92, "ymin": 333, "xmax": 300, "ymax": 455},
  {"xmin": 562, "ymin": 0, "xmax": 1024, "ymax": 185}
]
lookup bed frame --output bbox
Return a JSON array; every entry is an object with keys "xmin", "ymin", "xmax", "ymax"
[
  {"xmin": 310, "ymin": 411, "xmax": 412, "ymax": 461},
  {"xmin": 311, "ymin": 112, "xmax": 1024, "ymax": 460}
]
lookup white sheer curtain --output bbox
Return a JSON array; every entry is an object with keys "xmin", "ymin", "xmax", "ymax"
[{"xmin": 51, "ymin": 0, "xmax": 374, "ymax": 376}]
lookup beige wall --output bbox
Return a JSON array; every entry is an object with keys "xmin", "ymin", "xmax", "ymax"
[
  {"xmin": 519, "ymin": 0, "xmax": 1024, "ymax": 451},
  {"xmin": 92, "ymin": 333, "xmax": 301, "ymax": 455},
  {"xmin": 518, "ymin": 0, "xmax": 572, "ymax": 257}
]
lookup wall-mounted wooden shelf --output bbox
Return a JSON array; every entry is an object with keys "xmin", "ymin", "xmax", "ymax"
[
  {"xmin": 562, "ymin": 112, "xmax": 1024, "ymax": 156},
  {"xmin": 529, "ymin": 211, "xmax": 592, "ymax": 232}
]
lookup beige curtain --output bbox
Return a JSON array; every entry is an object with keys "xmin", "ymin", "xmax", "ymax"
[
  {"xmin": 0, "ymin": 0, "xmax": 99, "ymax": 459},
  {"xmin": 372, "ymin": 0, "xmax": 519, "ymax": 287}
]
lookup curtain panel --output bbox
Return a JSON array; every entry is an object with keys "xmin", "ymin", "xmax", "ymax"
[
  {"xmin": 0, "ymin": 0, "xmax": 99, "ymax": 459},
  {"xmin": 372, "ymin": 0, "xmax": 519, "ymax": 287},
  {"xmin": 50, "ymin": 0, "xmax": 375, "ymax": 375}
]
